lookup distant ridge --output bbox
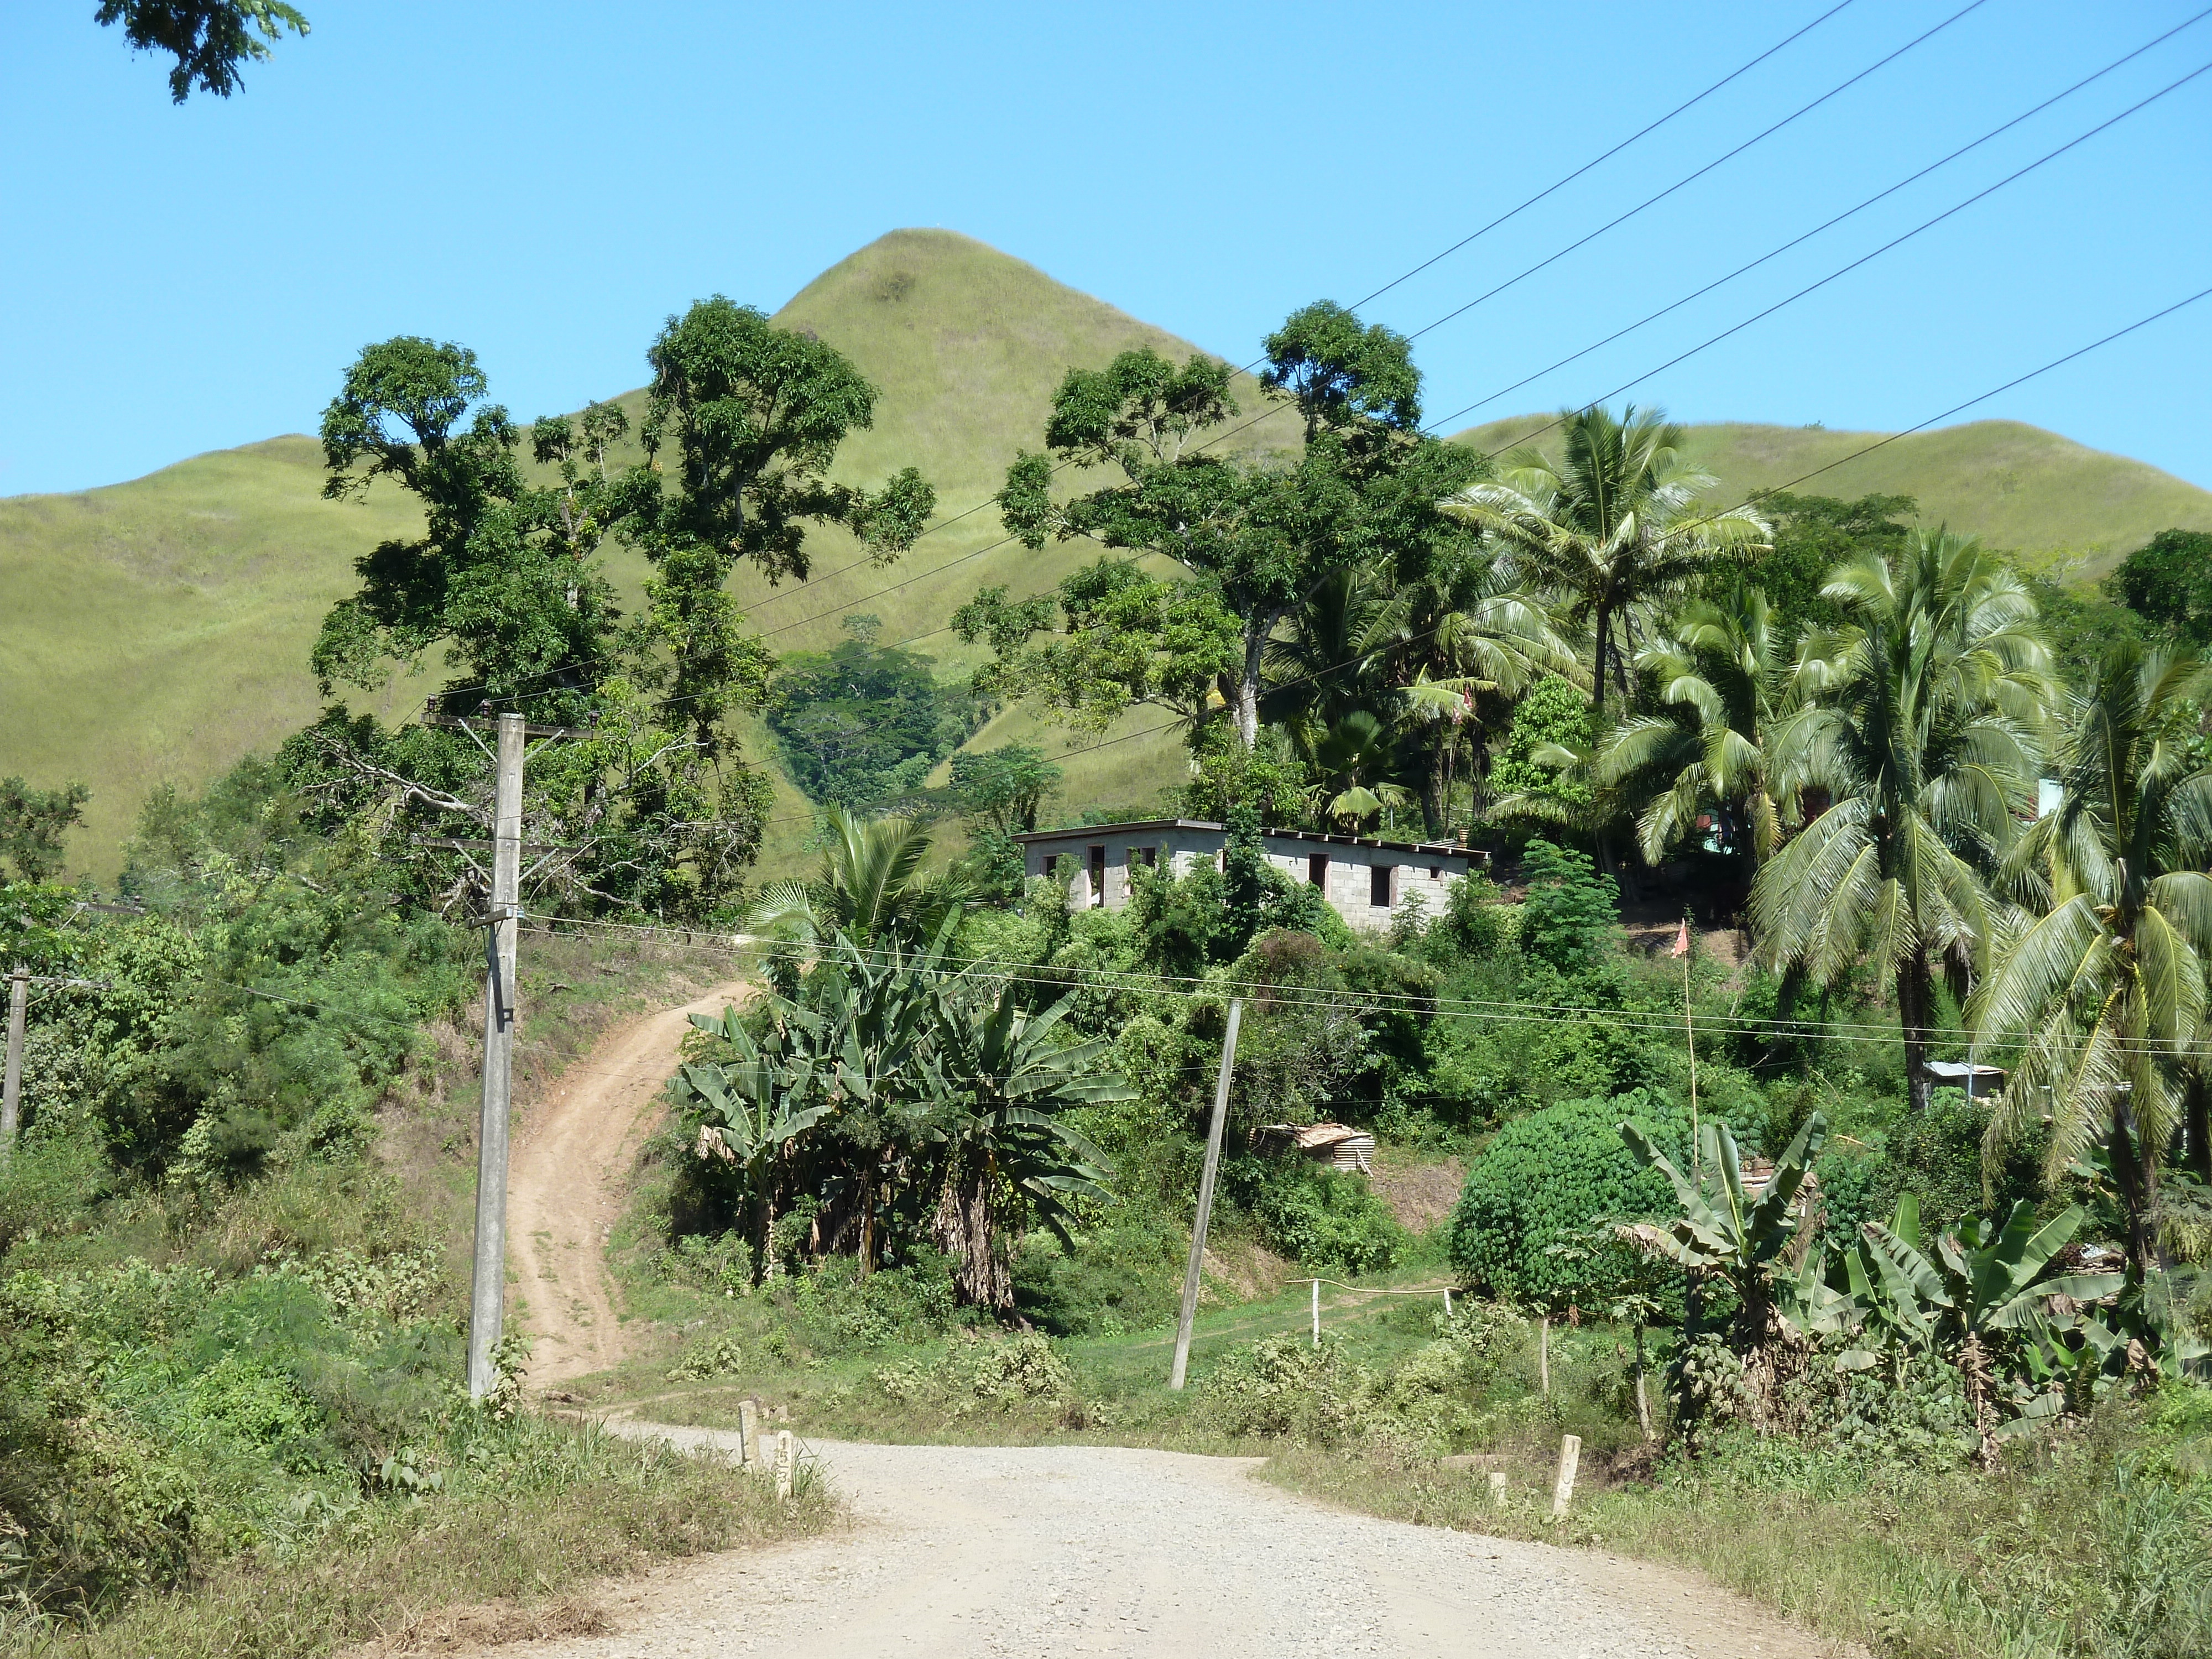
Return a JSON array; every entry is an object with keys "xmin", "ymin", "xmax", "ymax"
[
  {"xmin": 1451, "ymin": 415, "xmax": 2212, "ymax": 575},
  {"xmin": 4, "ymin": 227, "xmax": 2208, "ymax": 876}
]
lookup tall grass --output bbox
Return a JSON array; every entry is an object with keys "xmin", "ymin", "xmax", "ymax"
[{"xmin": 4, "ymin": 1418, "xmax": 834, "ymax": 1659}]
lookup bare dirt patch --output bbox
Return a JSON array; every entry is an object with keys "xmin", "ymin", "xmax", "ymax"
[{"xmin": 1365, "ymin": 1144, "xmax": 1467, "ymax": 1233}]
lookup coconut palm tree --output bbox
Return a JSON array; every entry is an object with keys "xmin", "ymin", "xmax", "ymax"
[
  {"xmin": 1597, "ymin": 578, "xmax": 1797, "ymax": 871},
  {"xmin": 1447, "ymin": 405, "xmax": 1768, "ymax": 717},
  {"xmin": 752, "ymin": 807, "xmax": 972, "ymax": 954},
  {"xmin": 1975, "ymin": 642, "xmax": 2212, "ymax": 1279},
  {"xmin": 1376, "ymin": 540, "xmax": 1579, "ymax": 835},
  {"xmin": 1753, "ymin": 528, "xmax": 2053, "ymax": 1113}
]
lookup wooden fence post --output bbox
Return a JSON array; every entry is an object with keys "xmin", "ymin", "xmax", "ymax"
[
  {"xmin": 1310, "ymin": 1278, "xmax": 1320, "ymax": 1348},
  {"xmin": 1550, "ymin": 1433, "xmax": 1582, "ymax": 1519},
  {"xmin": 737, "ymin": 1398, "xmax": 758, "ymax": 1468}
]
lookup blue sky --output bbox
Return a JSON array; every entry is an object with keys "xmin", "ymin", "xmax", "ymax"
[{"xmin": 2, "ymin": 0, "xmax": 2208, "ymax": 498}]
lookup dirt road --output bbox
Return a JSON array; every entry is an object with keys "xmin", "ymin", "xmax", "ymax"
[
  {"xmin": 498, "ymin": 1427, "xmax": 1824, "ymax": 1659},
  {"xmin": 508, "ymin": 981, "xmax": 751, "ymax": 1385}
]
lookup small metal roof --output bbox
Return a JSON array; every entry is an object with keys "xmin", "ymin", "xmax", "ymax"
[
  {"xmin": 1258, "ymin": 1121, "xmax": 1374, "ymax": 1151},
  {"xmin": 1012, "ymin": 818, "xmax": 1484, "ymax": 860}
]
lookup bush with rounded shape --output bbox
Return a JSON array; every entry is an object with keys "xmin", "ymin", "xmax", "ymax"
[{"xmin": 1449, "ymin": 1088, "xmax": 1689, "ymax": 1305}]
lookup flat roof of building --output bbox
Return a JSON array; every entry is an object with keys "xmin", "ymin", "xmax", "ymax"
[{"xmin": 1013, "ymin": 818, "xmax": 1485, "ymax": 860}]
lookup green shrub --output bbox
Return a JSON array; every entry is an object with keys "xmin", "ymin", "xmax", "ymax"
[
  {"xmin": 1012, "ymin": 1215, "xmax": 1187, "ymax": 1337},
  {"xmin": 1880, "ymin": 1087, "xmax": 2047, "ymax": 1232},
  {"xmin": 1223, "ymin": 1158, "xmax": 1404, "ymax": 1275},
  {"xmin": 1449, "ymin": 1088, "xmax": 1690, "ymax": 1305},
  {"xmin": 1518, "ymin": 840, "xmax": 1619, "ymax": 974},
  {"xmin": 1196, "ymin": 1333, "xmax": 1374, "ymax": 1443}
]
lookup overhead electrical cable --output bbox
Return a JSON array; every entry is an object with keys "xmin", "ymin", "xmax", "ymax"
[
  {"xmin": 1341, "ymin": 0, "xmax": 1863, "ymax": 311},
  {"xmin": 1443, "ymin": 5, "xmax": 2212, "ymax": 425},
  {"xmin": 1401, "ymin": 0, "xmax": 1994, "ymax": 343},
  {"xmin": 1422, "ymin": 51, "xmax": 2212, "ymax": 439},
  {"xmin": 728, "ymin": 0, "xmax": 1866, "ymax": 620}
]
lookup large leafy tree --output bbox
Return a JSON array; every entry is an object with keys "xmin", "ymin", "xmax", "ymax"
[
  {"xmin": 973, "ymin": 307, "xmax": 1468, "ymax": 756},
  {"xmin": 96, "ymin": 1, "xmax": 306, "ymax": 101},
  {"xmin": 314, "ymin": 337, "xmax": 628, "ymax": 720},
  {"xmin": 628, "ymin": 298, "xmax": 936, "ymax": 742},
  {"xmin": 1598, "ymin": 578, "xmax": 1796, "ymax": 872},
  {"xmin": 1976, "ymin": 642, "xmax": 2212, "ymax": 1278},
  {"xmin": 1451, "ymin": 405, "xmax": 1768, "ymax": 717},
  {"xmin": 1753, "ymin": 529, "xmax": 2053, "ymax": 1113},
  {"xmin": 2111, "ymin": 528, "xmax": 2212, "ymax": 647},
  {"xmin": 1, "ymin": 779, "xmax": 91, "ymax": 882}
]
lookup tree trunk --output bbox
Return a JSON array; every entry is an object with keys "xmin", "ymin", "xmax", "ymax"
[
  {"xmin": 932, "ymin": 1153, "xmax": 1013, "ymax": 1314},
  {"xmin": 1961, "ymin": 1331, "xmax": 1997, "ymax": 1472},
  {"xmin": 1899, "ymin": 949, "xmax": 1934, "ymax": 1114},
  {"xmin": 1421, "ymin": 739, "xmax": 1447, "ymax": 839},
  {"xmin": 1634, "ymin": 1324, "xmax": 1653, "ymax": 1441},
  {"xmin": 1590, "ymin": 602, "xmax": 1612, "ymax": 719},
  {"xmin": 1233, "ymin": 614, "xmax": 1275, "ymax": 750},
  {"xmin": 754, "ymin": 1185, "xmax": 776, "ymax": 1286},
  {"xmin": 1765, "ymin": 961, "xmax": 1806, "ymax": 1076},
  {"xmin": 2185, "ymin": 1068, "xmax": 2211, "ymax": 1183},
  {"xmin": 2109, "ymin": 1095, "xmax": 2158, "ymax": 1283}
]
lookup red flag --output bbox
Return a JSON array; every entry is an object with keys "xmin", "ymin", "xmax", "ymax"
[{"xmin": 1672, "ymin": 920, "xmax": 1691, "ymax": 958}]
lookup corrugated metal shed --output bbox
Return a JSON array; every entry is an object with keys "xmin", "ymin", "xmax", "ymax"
[{"xmin": 1253, "ymin": 1122, "xmax": 1376, "ymax": 1174}]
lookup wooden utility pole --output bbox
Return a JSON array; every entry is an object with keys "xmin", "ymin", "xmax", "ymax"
[
  {"xmin": 1170, "ymin": 997, "xmax": 1243, "ymax": 1390},
  {"xmin": 2, "ymin": 968, "xmax": 26, "ymax": 1167},
  {"xmin": 467, "ymin": 713, "xmax": 526, "ymax": 1401}
]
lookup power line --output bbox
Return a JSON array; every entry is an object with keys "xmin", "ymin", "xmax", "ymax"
[
  {"xmin": 1423, "ymin": 51, "xmax": 2212, "ymax": 439},
  {"xmin": 514, "ymin": 916, "xmax": 2129, "ymax": 1056},
  {"xmin": 1342, "ymin": 0, "xmax": 1864, "ymax": 311},
  {"xmin": 780, "ymin": 15, "xmax": 2203, "ymax": 665},
  {"xmin": 730, "ymin": 0, "xmax": 1866, "ymax": 623},
  {"xmin": 1402, "ymin": 0, "xmax": 1995, "ymax": 345},
  {"xmin": 1441, "ymin": 6, "xmax": 2212, "ymax": 426}
]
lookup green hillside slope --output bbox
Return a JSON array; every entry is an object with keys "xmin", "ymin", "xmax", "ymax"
[
  {"xmin": 0, "ymin": 231, "xmax": 1264, "ymax": 878},
  {"xmin": 1452, "ymin": 415, "xmax": 2212, "ymax": 575},
  {"xmin": 7, "ymin": 227, "xmax": 2209, "ymax": 879}
]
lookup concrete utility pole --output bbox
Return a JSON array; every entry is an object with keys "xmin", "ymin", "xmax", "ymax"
[
  {"xmin": 2, "ymin": 968, "xmax": 27, "ymax": 1166},
  {"xmin": 1171, "ymin": 997, "xmax": 1243, "ymax": 1390},
  {"xmin": 467, "ymin": 712, "xmax": 526, "ymax": 1401}
]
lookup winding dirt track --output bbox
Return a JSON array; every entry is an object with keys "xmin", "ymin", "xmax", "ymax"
[
  {"xmin": 508, "ymin": 980, "xmax": 752, "ymax": 1385},
  {"xmin": 495, "ymin": 986, "xmax": 1841, "ymax": 1659}
]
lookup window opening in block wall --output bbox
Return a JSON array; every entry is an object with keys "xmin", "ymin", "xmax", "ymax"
[
  {"xmin": 1088, "ymin": 844, "xmax": 1107, "ymax": 906},
  {"xmin": 1135, "ymin": 845, "xmax": 1158, "ymax": 869},
  {"xmin": 1371, "ymin": 864, "xmax": 1392, "ymax": 907},
  {"xmin": 1308, "ymin": 854, "xmax": 1328, "ymax": 887}
]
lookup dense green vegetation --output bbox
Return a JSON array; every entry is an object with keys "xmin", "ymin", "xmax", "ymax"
[
  {"xmin": 11, "ymin": 238, "xmax": 2212, "ymax": 1656},
  {"xmin": 11, "ymin": 233, "xmax": 2212, "ymax": 883}
]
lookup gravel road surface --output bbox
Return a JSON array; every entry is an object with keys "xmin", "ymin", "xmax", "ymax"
[{"xmin": 497, "ymin": 1426, "xmax": 1824, "ymax": 1659}]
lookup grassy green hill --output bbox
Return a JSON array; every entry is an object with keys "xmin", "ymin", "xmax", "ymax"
[
  {"xmin": 8, "ymin": 226, "xmax": 2210, "ymax": 878},
  {"xmin": 1451, "ymin": 414, "xmax": 2212, "ymax": 577}
]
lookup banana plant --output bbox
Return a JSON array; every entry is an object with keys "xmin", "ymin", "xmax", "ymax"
[
  {"xmin": 672, "ymin": 1011, "xmax": 835, "ymax": 1285},
  {"xmin": 919, "ymin": 982, "xmax": 1125, "ymax": 1313},
  {"xmin": 1620, "ymin": 1113, "xmax": 1828, "ymax": 1430},
  {"xmin": 1862, "ymin": 1201, "xmax": 2121, "ymax": 1468}
]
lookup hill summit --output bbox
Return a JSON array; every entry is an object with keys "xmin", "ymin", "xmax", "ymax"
[{"xmin": 4, "ymin": 228, "xmax": 2209, "ymax": 876}]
